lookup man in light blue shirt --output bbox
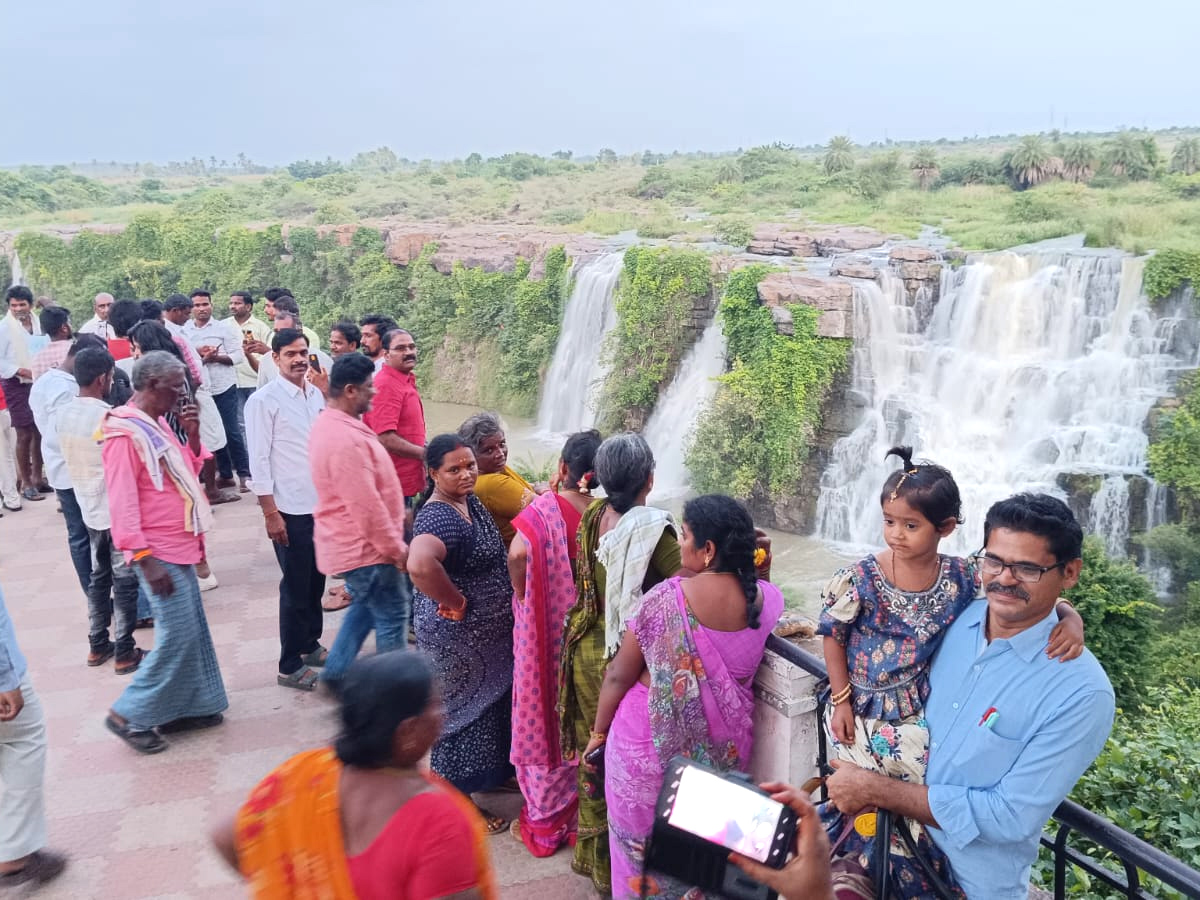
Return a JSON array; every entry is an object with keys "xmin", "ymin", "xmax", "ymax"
[
  {"xmin": 0, "ymin": 583, "xmax": 66, "ymax": 887},
  {"xmin": 826, "ymin": 493, "xmax": 1115, "ymax": 899}
]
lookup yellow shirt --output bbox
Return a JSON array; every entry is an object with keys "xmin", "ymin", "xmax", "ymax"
[{"xmin": 474, "ymin": 466, "xmax": 533, "ymax": 547}]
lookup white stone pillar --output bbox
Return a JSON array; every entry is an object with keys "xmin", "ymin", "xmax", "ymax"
[{"xmin": 749, "ymin": 642, "xmax": 823, "ymax": 787}]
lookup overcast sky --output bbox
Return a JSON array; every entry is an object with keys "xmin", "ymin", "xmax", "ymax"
[{"xmin": 6, "ymin": 0, "xmax": 1198, "ymax": 167}]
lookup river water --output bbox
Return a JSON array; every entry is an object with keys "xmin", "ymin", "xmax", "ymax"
[{"xmin": 426, "ymin": 400, "xmax": 851, "ymax": 616}]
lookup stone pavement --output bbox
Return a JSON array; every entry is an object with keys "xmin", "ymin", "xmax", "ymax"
[{"xmin": 0, "ymin": 493, "xmax": 598, "ymax": 898}]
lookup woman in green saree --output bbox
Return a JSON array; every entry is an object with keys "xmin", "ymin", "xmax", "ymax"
[{"xmin": 558, "ymin": 433, "xmax": 682, "ymax": 893}]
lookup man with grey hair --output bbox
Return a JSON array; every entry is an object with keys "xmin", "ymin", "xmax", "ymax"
[
  {"xmin": 99, "ymin": 351, "xmax": 228, "ymax": 754},
  {"xmin": 77, "ymin": 292, "xmax": 115, "ymax": 341}
]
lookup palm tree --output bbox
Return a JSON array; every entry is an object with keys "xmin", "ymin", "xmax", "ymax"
[
  {"xmin": 910, "ymin": 146, "xmax": 940, "ymax": 190},
  {"xmin": 823, "ymin": 136, "xmax": 856, "ymax": 175},
  {"xmin": 715, "ymin": 160, "xmax": 743, "ymax": 184},
  {"xmin": 1061, "ymin": 140, "xmax": 1095, "ymax": 183},
  {"xmin": 1005, "ymin": 135, "xmax": 1054, "ymax": 189},
  {"xmin": 1170, "ymin": 138, "xmax": 1200, "ymax": 175},
  {"xmin": 1106, "ymin": 131, "xmax": 1150, "ymax": 179}
]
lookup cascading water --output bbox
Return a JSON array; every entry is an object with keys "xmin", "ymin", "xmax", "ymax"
[
  {"xmin": 8, "ymin": 250, "xmax": 23, "ymax": 287},
  {"xmin": 537, "ymin": 251, "xmax": 624, "ymax": 434},
  {"xmin": 645, "ymin": 317, "xmax": 727, "ymax": 500},
  {"xmin": 815, "ymin": 250, "xmax": 1196, "ymax": 558}
]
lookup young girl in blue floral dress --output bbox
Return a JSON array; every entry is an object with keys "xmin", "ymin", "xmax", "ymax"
[{"xmin": 817, "ymin": 446, "xmax": 1084, "ymax": 898}]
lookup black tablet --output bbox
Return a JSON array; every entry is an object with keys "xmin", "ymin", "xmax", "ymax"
[{"xmin": 644, "ymin": 756, "xmax": 797, "ymax": 899}]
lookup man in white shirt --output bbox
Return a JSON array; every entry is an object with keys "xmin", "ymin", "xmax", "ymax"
[
  {"xmin": 183, "ymin": 289, "xmax": 250, "ymax": 492},
  {"xmin": 28, "ymin": 336, "xmax": 109, "ymax": 600},
  {"xmin": 225, "ymin": 290, "xmax": 271, "ymax": 425},
  {"xmin": 76, "ymin": 293, "xmax": 115, "ymax": 341},
  {"xmin": 55, "ymin": 347, "xmax": 143, "ymax": 674},
  {"xmin": 0, "ymin": 287, "xmax": 47, "ymax": 501},
  {"xmin": 244, "ymin": 328, "xmax": 327, "ymax": 691}
]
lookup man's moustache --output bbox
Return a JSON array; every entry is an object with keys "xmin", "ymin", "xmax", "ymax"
[{"xmin": 986, "ymin": 582, "xmax": 1031, "ymax": 603}]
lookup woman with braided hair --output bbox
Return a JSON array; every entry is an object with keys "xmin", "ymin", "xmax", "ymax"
[{"xmin": 582, "ymin": 494, "xmax": 783, "ymax": 899}]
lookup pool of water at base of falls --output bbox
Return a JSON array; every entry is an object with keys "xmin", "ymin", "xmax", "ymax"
[{"xmin": 425, "ymin": 400, "xmax": 856, "ymax": 618}]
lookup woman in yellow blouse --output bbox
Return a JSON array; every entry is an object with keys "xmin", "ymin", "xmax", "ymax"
[{"xmin": 458, "ymin": 412, "xmax": 546, "ymax": 547}]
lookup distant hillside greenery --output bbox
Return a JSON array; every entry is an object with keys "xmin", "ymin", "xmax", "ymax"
[{"xmin": 4, "ymin": 128, "xmax": 1200, "ymax": 273}]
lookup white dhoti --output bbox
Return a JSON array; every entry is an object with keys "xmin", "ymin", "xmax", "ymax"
[{"xmin": 0, "ymin": 679, "xmax": 47, "ymax": 863}]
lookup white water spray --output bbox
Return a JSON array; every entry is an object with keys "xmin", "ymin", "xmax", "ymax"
[
  {"xmin": 8, "ymin": 250, "xmax": 23, "ymax": 287},
  {"xmin": 815, "ymin": 251, "xmax": 1193, "ymax": 558},
  {"xmin": 537, "ymin": 252, "xmax": 624, "ymax": 434},
  {"xmin": 645, "ymin": 316, "xmax": 727, "ymax": 500}
]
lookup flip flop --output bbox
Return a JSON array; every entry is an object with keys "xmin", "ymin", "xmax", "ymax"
[
  {"xmin": 277, "ymin": 667, "xmax": 320, "ymax": 692},
  {"xmin": 300, "ymin": 646, "xmax": 329, "ymax": 667},
  {"xmin": 206, "ymin": 490, "xmax": 241, "ymax": 505}
]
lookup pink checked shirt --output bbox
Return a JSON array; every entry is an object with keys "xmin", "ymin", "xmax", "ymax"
[{"xmin": 308, "ymin": 408, "xmax": 408, "ymax": 575}]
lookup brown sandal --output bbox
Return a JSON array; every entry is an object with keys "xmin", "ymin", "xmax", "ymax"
[
  {"xmin": 115, "ymin": 648, "xmax": 146, "ymax": 675},
  {"xmin": 322, "ymin": 585, "xmax": 352, "ymax": 612},
  {"xmin": 476, "ymin": 807, "xmax": 509, "ymax": 836}
]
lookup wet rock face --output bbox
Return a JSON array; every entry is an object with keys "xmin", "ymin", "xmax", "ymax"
[
  {"xmin": 757, "ymin": 273, "xmax": 854, "ymax": 338},
  {"xmin": 889, "ymin": 244, "xmax": 942, "ymax": 312}
]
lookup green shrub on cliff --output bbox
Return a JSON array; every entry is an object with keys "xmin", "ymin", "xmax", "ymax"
[
  {"xmin": 599, "ymin": 246, "xmax": 713, "ymax": 430},
  {"xmin": 1144, "ymin": 249, "xmax": 1200, "ymax": 302},
  {"xmin": 688, "ymin": 265, "xmax": 850, "ymax": 501}
]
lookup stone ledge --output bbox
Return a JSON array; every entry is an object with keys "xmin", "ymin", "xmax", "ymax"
[{"xmin": 757, "ymin": 273, "xmax": 854, "ymax": 338}]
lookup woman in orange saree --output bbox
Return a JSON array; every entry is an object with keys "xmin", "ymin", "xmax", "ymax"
[{"xmin": 213, "ymin": 652, "xmax": 498, "ymax": 900}]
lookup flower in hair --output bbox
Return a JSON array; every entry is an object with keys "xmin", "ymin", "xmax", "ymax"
[
  {"xmin": 754, "ymin": 548, "xmax": 767, "ymax": 567},
  {"xmin": 577, "ymin": 471, "xmax": 594, "ymax": 495}
]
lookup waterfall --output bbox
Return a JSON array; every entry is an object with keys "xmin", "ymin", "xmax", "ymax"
[
  {"xmin": 537, "ymin": 251, "xmax": 625, "ymax": 434},
  {"xmin": 645, "ymin": 317, "xmax": 727, "ymax": 500},
  {"xmin": 815, "ymin": 251, "xmax": 1192, "ymax": 557},
  {"xmin": 8, "ymin": 250, "xmax": 23, "ymax": 287}
]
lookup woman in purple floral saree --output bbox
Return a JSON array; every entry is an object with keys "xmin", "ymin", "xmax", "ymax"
[{"xmin": 583, "ymin": 496, "xmax": 783, "ymax": 899}]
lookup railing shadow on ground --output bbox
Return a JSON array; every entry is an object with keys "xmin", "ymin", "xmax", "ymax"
[{"xmin": 764, "ymin": 634, "xmax": 1200, "ymax": 900}]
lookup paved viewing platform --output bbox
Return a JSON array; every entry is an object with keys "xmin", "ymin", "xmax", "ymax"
[{"xmin": 0, "ymin": 495, "xmax": 595, "ymax": 898}]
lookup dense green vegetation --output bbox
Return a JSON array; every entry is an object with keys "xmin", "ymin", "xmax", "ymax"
[
  {"xmin": 1032, "ymin": 375, "xmax": 1200, "ymax": 894},
  {"xmin": 6, "ymin": 127, "xmax": 1200, "ymax": 260},
  {"xmin": 12, "ymin": 205, "xmax": 566, "ymax": 414},
  {"xmin": 688, "ymin": 266, "xmax": 850, "ymax": 501},
  {"xmin": 599, "ymin": 247, "xmax": 713, "ymax": 430}
]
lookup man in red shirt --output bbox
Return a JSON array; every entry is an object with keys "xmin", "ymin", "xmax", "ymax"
[{"xmin": 363, "ymin": 329, "xmax": 426, "ymax": 502}]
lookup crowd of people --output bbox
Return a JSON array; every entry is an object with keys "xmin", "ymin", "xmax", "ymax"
[{"xmin": 0, "ymin": 280, "xmax": 1117, "ymax": 899}]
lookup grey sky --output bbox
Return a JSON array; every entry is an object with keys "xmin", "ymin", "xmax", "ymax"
[{"xmin": 7, "ymin": 0, "xmax": 1198, "ymax": 166}]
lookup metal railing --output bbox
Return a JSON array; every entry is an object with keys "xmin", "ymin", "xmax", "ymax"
[{"xmin": 764, "ymin": 634, "xmax": 1200, "ymax": 899}]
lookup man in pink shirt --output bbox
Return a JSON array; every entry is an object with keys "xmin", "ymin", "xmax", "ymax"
[
  {"xmin": 100, "ymin": 351, "xmax": 228, "ymax": 754},
  {"xmin": 309, "ymin": 353, "xmax": 410, "ymax": 692}
]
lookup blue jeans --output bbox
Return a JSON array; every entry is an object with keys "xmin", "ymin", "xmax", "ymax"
[
  {"xmin": 321, "ymin": 564, "xmax": 411, "ymax": 685},
  {"xmin": 211, "ymin": 385, "xmax": 249, "ymax": 480},
  {"xmin": 56, "ymin": 488, "xmax": 92, "ymax": 596}
]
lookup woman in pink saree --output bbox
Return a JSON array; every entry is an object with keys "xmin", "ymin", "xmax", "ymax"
[
  {"xmin": 507, "ymin": 430, "xmax": 602, "ymax": 857},
  {"xmin": 584, "ymin": 495, "xmax": 783, "ymax": 899}
]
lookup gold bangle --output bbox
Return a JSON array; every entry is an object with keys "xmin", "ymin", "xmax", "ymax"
[
  {"xmin": 830, "ymin": 685, "xmax": 852, "ymax": 706},
  {"xmin": 589, "ymin": 731, "xmax": 607, "ymax": 744}
]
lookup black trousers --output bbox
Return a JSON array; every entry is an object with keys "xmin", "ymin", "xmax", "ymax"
[{"xmin": 273, "ymin": 512, "xmax": 326, "ymax": 675}]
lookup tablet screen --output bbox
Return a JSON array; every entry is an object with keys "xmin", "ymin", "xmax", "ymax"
[{"xmin": 666, "ymin": 765, "xmax": 784, "ymax": 864}]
